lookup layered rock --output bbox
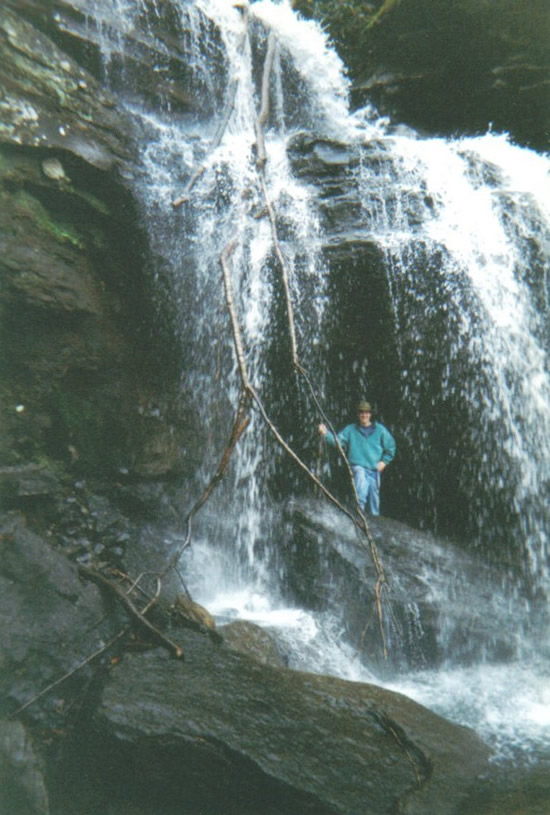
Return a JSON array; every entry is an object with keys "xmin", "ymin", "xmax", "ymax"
[{"xmin": 0, "ymin": 4, "xmax": 195, "ymax": 551}]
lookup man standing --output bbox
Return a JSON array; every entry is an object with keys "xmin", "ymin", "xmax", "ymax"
[{"xmin": 318, "ymin": 401, "xmax": 396, "ymax": 516}]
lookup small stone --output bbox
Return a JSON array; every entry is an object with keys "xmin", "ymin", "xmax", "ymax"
[{"xmin": 41, "ymin": 158, "xmax": 68, "ymax": 181}]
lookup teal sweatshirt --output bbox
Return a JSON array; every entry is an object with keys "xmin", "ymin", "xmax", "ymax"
[{"xmin": 324, "ymin": 422, "xmax": 396, "ymax": 470}]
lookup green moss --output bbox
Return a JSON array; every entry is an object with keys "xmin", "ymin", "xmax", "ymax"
[
  {"xmin": 366, "ymin": 0, "xmax": 401, "ymax": 29},
  {"xmin": 13, "ymin": 189, "xmax": 85, "ymax": 249}
]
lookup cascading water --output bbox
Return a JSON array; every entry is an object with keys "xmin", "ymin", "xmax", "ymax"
[{"xmin": 70, "ymin": 0, "xmax": 549, "ymax": 768}]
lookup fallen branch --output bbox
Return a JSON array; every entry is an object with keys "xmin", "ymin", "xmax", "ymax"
[
  {"xmin": 220, "ymin": 241, "xmax": 372, "ymax": 530},
  {"xmin": 79, "ymin": 566, "xmax": 184, "ymax": 659},
  {"xmin": 220, "ymin": 233, "xmax": 391, "ymax": 657}
]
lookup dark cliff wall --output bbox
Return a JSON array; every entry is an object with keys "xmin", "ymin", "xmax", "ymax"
[
  {"xmin": 0, "ymin": 4, "xmax": 198, "ymax": 555},
  {"xmin": 299, "ymin": 0, "xmax": 550, "ymax": 151}
]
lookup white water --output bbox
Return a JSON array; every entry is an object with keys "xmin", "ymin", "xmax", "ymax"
[{"xmin": 77, "ymin": 0, "xmax": 550, "ymax": 765}]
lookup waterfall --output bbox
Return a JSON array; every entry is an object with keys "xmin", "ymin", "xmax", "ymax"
[
  {"xmin": 72, "ymin": 0, "xmax": 550, "ymax": 764},
  {"xmin": 357, "ymin": 131, "xmax": 550, "ymax": 583}
]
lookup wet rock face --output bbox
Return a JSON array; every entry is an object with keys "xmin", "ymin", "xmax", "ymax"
[
  {"xmin": 307, "ymin": 0, "xmax": 550, "ymax": 151},
  {"xmin": 0, "ymin": 3, "xmax": 193, "ymax": 502},
  {"xmin": 280, "ymin": 498, "xmax": 529, "ymax": 672},
  {"xmin": 0, "ymin": 512, "xmax": 121, "ymax": 729},
  {"xmin": 0, "ymin": 6, "xmax": 131, "ymax": 166}
]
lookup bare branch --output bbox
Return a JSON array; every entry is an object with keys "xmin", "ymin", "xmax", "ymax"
[
  {"xmin": 220, "ymin": 241, "xmax": 251, "ymax": 388},
  {"xmin": 79, "ymin": 566, "xmax": 184, "ymax": 659},
  {"xmin": 254, "ymin": 32, "xmax": 277, "ymax": 170},
  {"xmin": 162, "ymin": 389, "xmax": 250, "ymax": 573}
]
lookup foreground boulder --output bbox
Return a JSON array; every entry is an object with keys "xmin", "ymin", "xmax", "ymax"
[
  {"xmin": 0, "ymin": 508, "xmax": 491, "ymax": 815},
  {"xmin": 91, "ymin": 634, "xmax": 490, "ymax": 815}
]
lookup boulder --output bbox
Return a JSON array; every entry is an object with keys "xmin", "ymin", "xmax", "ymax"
[
  {"xmin": 91, "ymin": 632, "xmax": 491, "ymax": 815},
  {"xmin": 280, "ymin": 498, "xmax": 530, "ymax": 671},
  {"xmin": 220, "ymin": 619, "xmax": 288, "ymax": 668}
]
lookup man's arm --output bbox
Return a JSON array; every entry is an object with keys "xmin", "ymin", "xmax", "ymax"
[
  {"xmin": 318, "ymin": 423, "xmax": 347, "ymax": 449},
  {"xmin": 380, "ymin": 427, "xmax": 396, "ymax": 466}
]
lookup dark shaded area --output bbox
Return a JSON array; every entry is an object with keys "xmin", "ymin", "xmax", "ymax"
[{"xmin": 298, "ymin": 0, "xmax": 550, "ymax": 151}]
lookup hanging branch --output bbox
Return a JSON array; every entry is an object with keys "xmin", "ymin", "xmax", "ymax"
[
  {"xmin": 170, "ymin": 10, "xmax": 392, "ymax": 657},
  {"xmin": 252, "ymin": 27, "xmax": 391, "ymax": 654},
  {"xmin": 221, "ymin": 241, "xmax": 251, "ymax": 388},
  {"xmin": 162, "ymin": 388, "xmax": 250, "ymax": 575},
  {"xmin": 257, "ymin": 173, "xmax": 300, "ymax": 364},
  {"xmin": 220, "ymin": 241, "xmax": 381, "ymax": 543},
  {"xmin": 254, "ymin": 31, "xmax": 277, "ymax": 170}
]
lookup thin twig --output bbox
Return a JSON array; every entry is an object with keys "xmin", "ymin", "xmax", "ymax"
[
  {"xmin": 9, "ymin": 628, "xmax": 128, "ymax": 718},
  {"xmin": 162, "ymin": 388, "xmax": 250, "ymax": 575}
]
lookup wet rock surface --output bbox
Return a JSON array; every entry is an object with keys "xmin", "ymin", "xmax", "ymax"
[
  {"xmin": 282, "ymin": 497, "xmax": 531, "ymax": 671},
  {"xmin": 1, "ymin": 509, "xmax": 494, "ymax": 815},
  {"xmin": 299, "ymin": 0, "xmax": 550, "ymax": 151},
  {"xmin": 90, "ymin": 635, "xmax": 490, "ymax": 815},
  {"xmin": 0, "ymin": 512, "xmax": 120, "ymax": 729}
]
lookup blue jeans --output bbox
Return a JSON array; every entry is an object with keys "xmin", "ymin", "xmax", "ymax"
[{"xmin": 352, "ymin": 466, "xmax": 380, "ymax": 516}]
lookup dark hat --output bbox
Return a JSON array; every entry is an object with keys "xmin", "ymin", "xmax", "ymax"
[{"xmin": 357, "ymin": 400, "xmax": 373, "ymax": 412}]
